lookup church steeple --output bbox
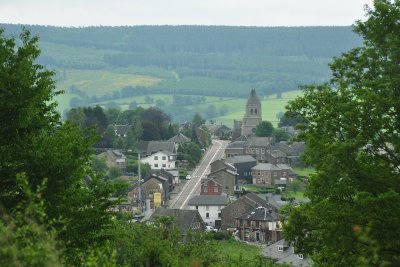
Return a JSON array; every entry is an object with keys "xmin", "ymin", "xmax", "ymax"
[{"xmin": 242, "ymin": 89, "xmax": 262, "ymax": 136}]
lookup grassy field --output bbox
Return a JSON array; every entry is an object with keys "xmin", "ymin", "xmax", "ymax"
[
  {"xmin": 242, "ymin": 184, "xmax": 275, "ymax": 194},
  {"xmin": 55, "ymin": 69, "xmax": 162, "ymax": 96},
  {"xmin": 293, "ymin": 167, "xmax": 316, "ymax": 177},
  {"xmin": 214, "ymin": 240, "xmax": 263, "ymax": 262}
]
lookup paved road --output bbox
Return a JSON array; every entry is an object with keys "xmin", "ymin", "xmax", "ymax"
[{"xmin": 169, "ymin": 139, "xmax": 229, "ymax": 209}]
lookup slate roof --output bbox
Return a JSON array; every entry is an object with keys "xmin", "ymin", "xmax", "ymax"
[
  {"xmin": 252, "ymin": 163, "xmax": 282, "ymax": 171},
  {"xmin": 264, "ymin": 239, "xmax": 312, "ymax": 267},
  {"xmin": 226, "ymin": 141, "xmax": 246, "ymax": 149},
  {"xmin": 235, "ymin": 206, "xmax": 278, "ymax": 221},
  {"xmin": 114, "ymin": 124, "xmax": 130, "ymax": 136},
  {"xmin": 203, "ymin": 124, "xmax": 231, "ymax": 135},
  {"xmin": 168, "ymin": 133, "xmax": 190, "ymax": 143},
  {"xmin": 244, "ymin": 137, "xmax": 274, "ymax": 147},
  {"xmin": 139, "ymin": 141, "xmax": 176, "ymax": 155},
  {"xmin": 246, "ymin": 89, "xmax": 261, "ymax": 105},
  {"xmin": 225, "ymin": 155, "xmax": 256, "ymax": 164},
  {"xmin": 267, "ymin": 150, "xmax": 287, "ymax": 158},
  {"xmin": 188, "ymin": 195, "xmax": 228, "ymax": 206},
  {"xmin": 150, "ymin": 207, "xmax": 205, "ymax": 234}
]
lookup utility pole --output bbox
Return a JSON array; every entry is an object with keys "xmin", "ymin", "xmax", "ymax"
[{"xmin": 138, "ymin": 152, "xmax": 141, "ymax": 214}]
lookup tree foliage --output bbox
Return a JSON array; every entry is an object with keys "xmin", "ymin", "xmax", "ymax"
[
  {"xmin": 284, "ymin": 1, "xmax": 400, "ymax": 265},
  {"xmin": 255, "ymin": 121, "xmax": 274, "ymax": 137}
]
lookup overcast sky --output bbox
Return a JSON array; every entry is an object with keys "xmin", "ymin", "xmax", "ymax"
[{"xmin": 0, "ymin": 0, "xmax": 374, "ymax": 27}]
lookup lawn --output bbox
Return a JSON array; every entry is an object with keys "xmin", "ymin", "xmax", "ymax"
[
  {"xmin": 214, "ymin": 240, "xmax": 263, "ymax": 262},
  {"xmin": 242, "ymin": 184, "xmax": 275, "ymax": 194},
  {"xmin": 293, "ymin": 167, "xmax": 316, "ymax": 177}
]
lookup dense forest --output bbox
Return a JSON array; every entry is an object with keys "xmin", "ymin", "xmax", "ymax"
[{"xmin": 0, "ymin": 24, "xmax": 361, "ymax": 99}]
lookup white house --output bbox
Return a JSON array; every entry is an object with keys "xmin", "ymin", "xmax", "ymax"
[
  {"xmin": 140, "ymin": 151, "xmax": 177, "ymax": 170},
  {"xmin": 188, "ymin": 195, "xmax": 228, "ymax": 228}
]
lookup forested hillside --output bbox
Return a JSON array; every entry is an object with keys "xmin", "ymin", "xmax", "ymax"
[{"xmin": 1, "ymin": 24, "xmax": 361, "ymax": 122}]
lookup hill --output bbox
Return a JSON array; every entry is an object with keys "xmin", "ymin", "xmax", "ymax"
[{"xmin": 1, "ymin": 24, "xmax": 362, "ymax": 122}]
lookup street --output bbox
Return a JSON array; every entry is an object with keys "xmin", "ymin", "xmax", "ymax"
[{"xmin": 169, "ymin": 139, "xmax": 228, "ymax": 209}]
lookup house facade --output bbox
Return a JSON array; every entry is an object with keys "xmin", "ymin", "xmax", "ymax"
[
  {"xmin": 98, "ymin": 149, "xmax": 127, "ymax": 173},
  {"xmin": 225, "ymin": 155, "xmax": 257, "ymax": 182},
  {"xmin": 221, "ymin": 192, "xmax": 278, "ymax": 230},
  {"xmin": 200, "ymin": 177, "xmax": 223, "ymax": 195},
  {"xmin": 142, "ymin": 177, "xmax": 165, "ymax": 209},
  {"xmin": 264, "ymin": 239, "xmax": 312, "ymax": 267},
  {"xmin": 235, "ymin": 206, "xmax": 283, "ymax": 243},
  {"xmin": 252, "ymin": 163, "xmax": 292, "ymax": 186},
  {"xmin": 141, "ymin": 151, "xmax": 177, "ymax": 170},
  {"xmin": 188, "ymin": 195, "xmax": 228, "ymax": 228}
]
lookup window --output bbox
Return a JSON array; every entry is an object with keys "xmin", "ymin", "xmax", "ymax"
[
  {"xmin": 154, "ymin": 164, "xmax": 158, "ymax": 168},
  {"xmin": 206, "ymin": 212, "xmax": 210, "ymax": 219},
  {"xmin": 261, "ymin": 148, "xmax": 265, "ymax": 154},
  {"xmin": 298, "ymin": 254, "xmax": 304, "ymax": 260},
  {"xmin": 218, "ymin": 212, "xmax": 221, "ymax": 218},
  {"xmin": 154, "ymin": 156, "xmax": 158, "ymax": 160},
  {"xmin": 278, "ymin": 246, "xmax": 283, "ymax": 252},
  {"xmin": 214, "ymin": 186, "xmax": 219, "ymax": 192},
  {"xmin": 196, "ymin": 206, "xmax": 199, "ymax": 210},
  {"xmin": 162, "ymin": 163, "xmax": 166, "ymax": 167},
  {"xmin": 205, "ymin": 205, "xmax": 209, "ymax": 211},
  {"xmin": 250, "ymin": 109, "xmax": 253, "ymax": 115},
  {"xmin": 204, "ymin": 187, "xmax": 208, "ymax": 193},
  {"xmin": 255, "ymin": 109, "xmax": 257, "ymax": 114},
  {"xmin": 162, "ymin": 156, "xmax": 166, "ymax": 160}
]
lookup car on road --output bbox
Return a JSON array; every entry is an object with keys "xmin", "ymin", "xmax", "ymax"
[
  {"xmin": 186, "ymin": 174, "xmax": 192, "ymax": 180},
  {"xmin": 205, "ymin": 225, "xmax": 217, "ymax": 232}
]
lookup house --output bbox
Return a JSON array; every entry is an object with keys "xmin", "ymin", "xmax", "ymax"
[
  {"xmin": 264, "ymin": 239, "xmax": 312, "ymax": 267},
  {"xmin": 225, "ymin": 141, "xmax": 246, "ymax": 158},
  {"xmin": 203, "ymin": 124, "xmax": 231, "ymax": 139},
  {"xmin": 143, "ymin": 173, "xmax": 170, "ymax": 205},
  {"xmin": 149, "ymin": 207, "xmax": 205, "ymax": 237},
  {"xmin": 200, "ymin": 177, "xmax": 223, "ymax": 195},
  {"xmin": 152, "ymin": 169, "xmax": 179, "ymax": 190},
  {"xmin": 235, "ymin": 206, "xmax": 283, "ymax": 243},
  {"xmin": 114, "ymin": 124, "xmax": 130, "ymax": 138},
  {"xmin": 140, "ymin": 151, "xmax": 177, "ymax": 170},
  {"xmin": 109, "ymin": 197, "xmax": 135, "ymax": 213},
  {"xmin": 232, "ymin": 120, "xmax": 243, "ymax": 141},
  {"xmin": 141, "ymin": 177, "xmax": 165, "ymax": 209},
  {"xmin": 275, "ymin": 141, "xmax": 306, "ymax": 167},
  {"xmin": 221, "ymin": 192, "xmax": 278, "ymax": 230},
  {"xmin": 97, "ymin": 149, "xmax": 127, "ymax": 173},
  {"xmin": 243, "ymin": 136, "xmax": 275, "ymax": 162},
  {"xmin": 168, "ymin": 133, "xmax": 191, "ymax": 149},
  {"xmin": 209, "ymin": 159, "xmax": 238, "ymax": 195},
  {"xmin": 225, "ymin": 155, "xmax": 257, "ymax": 182},
  {"xmin": 252, "ymin": 163, "xmax": 295, "ymax": 186},
  {"xmin": 265, "ymin": 149, "xmax": 287, "ymax": 164},
  {"xmin": 139, "ymin": 141, "xmax": 176, "ymax": 157},
  {"xmin": 188, "ymin": 195, "xmax": 228, "ymax": 228}
]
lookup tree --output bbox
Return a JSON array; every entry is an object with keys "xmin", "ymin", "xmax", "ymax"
[
  {"xmin": 273, "ymin": 128, "xmax": 290, "ymax": 142},
  {"xmin": 206, "ymin": 104, "xmax": 217, "ymax": 118},
  {"xmin": 0, "ymin": 28, "xmax": 118, "ymax": 265},
  {"xmin": 284, "ymin": 1, "xmax": 400, "ymax": 266},
  {"xmin": 192, "ymin": 113, "xmax": 205, "ymax": 127},
  {"xmin": 255, "ymin": 121, "xmax": 274, "ymax": 137}
]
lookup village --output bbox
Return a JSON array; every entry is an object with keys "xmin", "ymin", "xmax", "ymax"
[{"xmin": 102, "ymin": 90, "xmax": 310, "ymax": 267}]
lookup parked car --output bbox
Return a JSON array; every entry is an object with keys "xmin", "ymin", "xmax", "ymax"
[
  {"xmin": 186, "ymin": 174, "xmax": 192, "ymax": 180},
  {"xmin": 205, "ymin": 225, "xmax": 217, "ymax": 232}
]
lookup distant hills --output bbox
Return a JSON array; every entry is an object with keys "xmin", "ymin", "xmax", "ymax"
[{"xmin": 1, "ymin": 24, "xmax": 362, "ymax": 122}]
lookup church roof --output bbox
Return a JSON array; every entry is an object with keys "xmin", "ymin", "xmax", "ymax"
[{"xmin": 246, "ymin": 89, "xmax": 261, "ymax": 105}]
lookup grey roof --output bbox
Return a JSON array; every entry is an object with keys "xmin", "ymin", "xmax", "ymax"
[
  {"xmin": 168, "ymin": 133, "xmax": 190, "ymax": 143},
  {"xmin": 188, "ymin": 195, "xmax": 228, "ymax": 206},
  {"xmin": 226, "ymin": 141, "xmax": 246, "ymax": 149},
  {"xmin": 139, "ymin": 141, "xmax": 176, "ymax": 155},
  {"xmin": 246, "ymin": 89, "xmax": 261, "ymax": 105},
  {"xmin": 264, "ymin": 239, "xmax": 312, "ymax": 267},
  {"xmin": 114, "ymin": 124, "xmax": 130, "ymax": 136},
  {"xmin": 226, "ymin": 155, "xmax": 256, "ymax": 164},
  {"xmin": 235, "ymin": 206, "xmax": 278, "ymax": 221},
  {"xmin": 234, "ymin": 135, "xmax": 248, "ymax": 141},
  {"xmin": 244, "ymin": 137, "xmax": 274, "ymax": 147},
  {"xmin": 267, "ymin": 150, "xmax": 287, "ymax": 158},
  {"xmin": 276, "ymin": 164, "xmax": 291, "ymax": 170},
  {"xmin": 203, "ymin": 124, "xmax": 231, "ymax": 134},
  {"xmin": 150, "ymin": 207, "xmax": 204, "ymax": 234},
  {"xmin": 252, "ymin": 163, "xmax": 281, "ymax": 171}
]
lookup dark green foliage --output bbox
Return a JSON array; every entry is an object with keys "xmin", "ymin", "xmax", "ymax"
[
  {"xmin": 177, "ymin": 142, "xmax": 203, "ymax": 168},
  {"xmin": 284, "ymin": 1, "xmax": 400, "ymax": 265},
  {"xmin": 255, "ymin": 121, "xmax": 274, "ymax": 137},
  {"xmin": 192, "ymin": 113, "xmax": 206, "ymax": 127},
  {"xmin": 272, "ymin": 128, "xmax": 290, "ymax": 142}
]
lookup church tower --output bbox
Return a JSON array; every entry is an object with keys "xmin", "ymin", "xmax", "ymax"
[{"xmin": 241, "ymin": 89, "xmax": 262, "ymax": 136}]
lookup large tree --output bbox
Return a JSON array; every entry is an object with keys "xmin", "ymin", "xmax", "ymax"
[
  {"xmin": 0, "ymin": 28, "xmax": 117, "ymax": 265},
  {"xmin": 284, "ymin": 1, "xmax": 400, "ymax": 266},
  {"xmin": 255, "ymin": 121, "xmax": 274, "ymax": 137}
]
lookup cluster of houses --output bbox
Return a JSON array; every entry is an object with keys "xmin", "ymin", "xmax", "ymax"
[{"xmin": 104, "ymin": 90, "xmax": 310, "ymax": 266}]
